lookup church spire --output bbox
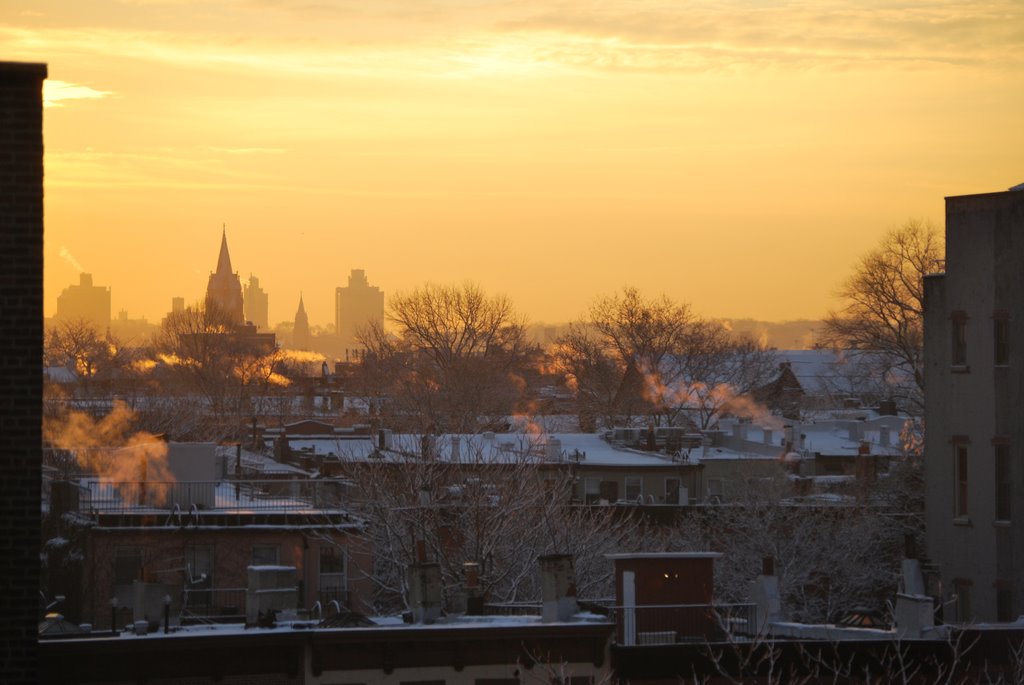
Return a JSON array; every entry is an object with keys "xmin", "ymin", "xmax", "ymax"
[
  {"xmin": 206, "ymin": 224, "xmax": 245, "ymax": 325},
  {"xmin": 216, "ymin": 224, "xmax": 234, "ymax": 276},
  {"xmin": 293, "ymin": 292, "xmax": 311, "ymax": 351}
]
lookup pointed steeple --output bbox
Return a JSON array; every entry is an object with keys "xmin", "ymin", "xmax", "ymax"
[
  {"xmin": 216, "ymin": 224, "xmax": 234, "ymax": 276},
  {"xmin": 206, "ymin": 224, "xmax": 245, "ymax": 324},
  {"xmin": 293, "ymin": 292, "xmax": 311, "ymax": 351}
]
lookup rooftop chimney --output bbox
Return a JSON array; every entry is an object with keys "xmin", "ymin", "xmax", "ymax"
[
  {"xmin": 406, "ymin": 562, "xmax": 443, "ymax": 624},
  {"xmin": 750, "ymin": 555, "xmax": 782, "ymax": 634},
  {"xmin": 546, "ymin": 437, "xmax": 562, "ymax": 461},
  {"xmin": 539, "ymin": 554, "xmax": 578, "ymax": 623}
]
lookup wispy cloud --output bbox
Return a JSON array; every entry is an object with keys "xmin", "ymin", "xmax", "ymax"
[
  {"xmin": 202, "ymin": 146, "xmax": 288, "ymax": 154},
  {"xmin": 43, "ymin": 80, "xmax": 115, "ymax": 108},
  {"xmin": 502, "ymin": 1, "xmax": 1024, "ymax": 71}
]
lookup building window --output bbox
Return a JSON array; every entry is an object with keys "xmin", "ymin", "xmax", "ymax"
[
  {"xmin": 252, "ymin": 545, "xmax": 280, "ymax": 567},
  {"xmin": 994, "ymin": 316, "xmax": 1009, "ymax": 366},
  {"xmin": 113, "ymin": 548, "xmax": 142, "ymax": 586},
  {"xmin": 951, "ymin": 312, "xmax": 968, "ymax": 366},
  {"xmin": 185, "ymin": 545, "xmax": 213, "ymax": 588},
  {"xmin": 319, "ymin": 546, "xmax": 347, "ymax": 606},
  {"xmin": 664, "ymin": 477, "xmax": 681, "ymax": 505},
  {"xmin": 707, "ymin": 479, "xmax": 724, "ymax": 503},
  {"xmin": 584, "ymin": 478, "xmax": 601, "ymax": 505},
  {"xmin": 995, "ymin": 443, "xmax": 1011, "ymax": 521},
  {"xmin": 624, "ymin": 477, "xmax": 643, "ymax": 502},
  {"xmin": 953, "ymin": 580, "xmax": 972, "ymax": 623},
  {"xmin": 598, "ymin": 480, "xmax": 618, "ymax": 502},
  {"xmin": 954, "ymin": 444, "xmax": 969, "ymax": 518},
  {"xmin": 996, "ymin": 588, "xmax": 1013, "ymax": 623}
]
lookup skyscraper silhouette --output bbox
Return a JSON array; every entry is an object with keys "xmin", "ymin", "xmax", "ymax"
[
  {"xmin": 244, "ymin": 275, "xmax": 269, "ymax": 330},
  {"xmin": 54, "ymin": 272, "xmax": 111, "ymax": 332},
  {"xmin": 335, "ymin": 269, "xmax": 384, "ymax": 355}
]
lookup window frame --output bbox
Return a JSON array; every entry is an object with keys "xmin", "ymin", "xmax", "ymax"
[
  {"xmin": 994, "ymin": 314, "xmax": 1009, "ymax": 366},
  {"xmin": 954, "ymin": 443, "xmax": 969, "ymax": 520},
  {"xmin": 951, "ymin": 311, "xmax": 968, "ymax": 367},
  {"xmin": 113, "ymin": 547, "xmax": 143, "ymax": 587},
  {"xmin": 624, "ymin": 476, "xmax": 643, "ymax": 502},
  {"xmin": 664, "ymin": 477, "xmax": 681, "ymax": 505},
  {"xmin": 994, "ymin": 442, "xmax": 1011, "ymax": 522},
  {"xmin": 252, "ymin": 544, "xmax": 280, "ymax": 567},
  {"xmin": 185, "ymin": 544, "xmax": 214, "ymax": 588},
  {"xmin": 318, "ymin": 545, "xmax": 347, "ymax": 605},
  {"xmin": 953, "ymin": 579, "xmax": 972, "ymax": 623}
]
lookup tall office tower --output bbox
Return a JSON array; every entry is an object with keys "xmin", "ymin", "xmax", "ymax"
[
  {"xmin": 54, "ymin": 272, "xmax": 111, "ymax": 332},
  {"xmin": 205, "ymin": 228, "xmax": 244, "ymax": 325},
  {"xmin": 244, "ymin": 275, "xmax": 269, "ymax": 330},
  {"xmin": 924, "ymin": 185, "xmax": 1024, "ymax": 623},
  {"xmin": 335, "ymin": 269, "xmax": 384, "ymax": 355},
  {"xmin": 293, "ymin": 294, "xmax": 311, "ymax": 351}
]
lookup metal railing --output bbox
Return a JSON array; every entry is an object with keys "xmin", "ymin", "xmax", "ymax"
[
  {"xmin": 608, "ymin": 603, "xmax": 757, "ymax": 645},
  {"xmin": 179, "ymin": 587, "xmax": 247, "ymax": 624},
  {"xmin": 79, "ymin": 479, "xmax": 350, "ymax": 514}
]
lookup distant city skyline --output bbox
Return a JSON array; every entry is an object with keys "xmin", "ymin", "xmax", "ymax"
[{"xmin": 11, "ymin": 1, "xmax": 1023, "ymax": 326}]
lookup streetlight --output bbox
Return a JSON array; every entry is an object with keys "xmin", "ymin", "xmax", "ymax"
[
  {"xmin": 110, "ymin": 596, "xmax": 119, "ymax": 635},
  {"xmin": 163, "ymin": 594, "xmax": 172, "ymax": 634}
]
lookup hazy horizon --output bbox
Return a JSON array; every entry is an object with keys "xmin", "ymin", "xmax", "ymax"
[{"xmin": 7, "ymin": 1, "xmax": 1023, "ymax": 325}]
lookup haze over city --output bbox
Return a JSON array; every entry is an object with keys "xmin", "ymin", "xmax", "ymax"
[
  {"xmin": 5, "ymin": 0, "xmax": 1022, "ymax": 326},
  {"xmin": 7, "ymin": 1, "xmax": 1024, "ymax": 679}
]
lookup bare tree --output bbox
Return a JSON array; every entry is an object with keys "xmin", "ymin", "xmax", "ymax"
[
  {"xmin": 657, "ymin": 321, "xmax": 778, "ymax": 429},
  {"xmin": 45, "ymin": 318, "xmax": 135, "ymax": 397},
  {"xmin": 354, "ymin": 282, "xmax": 534, "ymax": 434},
  {"xmin": 153, "ymin": 301, "xmax": 287, "ymax": 438},
  {"xmin": 554, "ymin": 288, "xmax": 776, "ymax": 430},
  {"xmin": 664, "ymin": 476, "xmax": 906, "ymax": 624},
  {"xmin": 334, "ymin": 436, "xmax": 641, "ymax": 613},
  {"xmin": 550, "ymin": 325, "xmax": 634, "ymax": 429},
  {"xmin": 819, "ymin": 220, "xmax": 943, "ymax": 412}
]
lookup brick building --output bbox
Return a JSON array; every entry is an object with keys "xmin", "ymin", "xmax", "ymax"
[{"xmin": 0, "ymin": 60, "xmax": 47, "ymax": 685}]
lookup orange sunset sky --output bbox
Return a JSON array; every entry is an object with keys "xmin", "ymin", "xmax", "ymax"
[{"xmin": 5, "ymin": 0, "xmax": 1023, "ymax": 327}]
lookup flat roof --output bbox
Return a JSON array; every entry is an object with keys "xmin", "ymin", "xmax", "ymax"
[
  {"xmin": 605, "ymin": 552, "xmax": 722, "ymax": 560},
  {"xmin": 0, "ymin": 61, "xmax": 48, "ymax": 76}
]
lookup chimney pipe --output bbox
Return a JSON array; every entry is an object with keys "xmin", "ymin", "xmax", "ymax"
[{"xmin": 464, "ymin": 561, "xmax": 484, "ymax": 615}]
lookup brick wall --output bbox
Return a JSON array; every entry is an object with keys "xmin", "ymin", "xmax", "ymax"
[
  {"xmin": 0, "ymin": 61, "xmax": 46, "ymax": 684},
  {"xmin": 84, "ymin": 527, "xmax": 374, "ymax": 628}
]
